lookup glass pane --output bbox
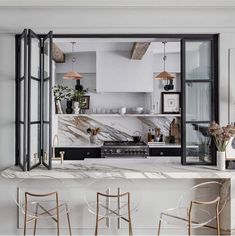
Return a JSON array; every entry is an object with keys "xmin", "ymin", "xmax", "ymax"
[
  {"xmin": 20, "ymin": 80, "xmax": 24, "ymax": 122},
  {"xmin": 20, "ymin": 123, "xmax": 24, "ymax": 166},
  {"xmin": 186, "ymin": 41, "xmax": 211, "ymax": 80},
  {"xmin": 20, "ymin": 37, "xmax": 25, "ymax": 78},
  {"xmin": 30, "ymin": 124, "xmax": 40, "ymax": 167},
  {"xmin": 31, "ymin": 37, "xmax": 40, "ymax": 79},
  {"xmin": 186, "ymin": 123, "xmax": 212, "ymax": 163},
  {"xmin": 31, "ymin": 79, "xmax": 40, "ymax": 121},
  {"xmin": 43, "ymin": 80, "xmax": 49, "ymax": 121},
  {"xmin": 43, "ymin": 123, "xmax": 50, "ymax": 166},
  {"xmin": 186, "ymin": 82, "xmax": 211, "ymax": 121},
  {"xmin": 43, "ymin": 38, "xmax": 50, "ymax": 78}
]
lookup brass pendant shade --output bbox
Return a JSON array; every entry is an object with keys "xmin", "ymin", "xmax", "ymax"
[
  {"xmin": 155, "ymin": 71, "xmax": 175, "ymax": 80},
  {"xmin": 155, "ymin": 41, "xmax": 174, "ymax": 80},
  {"xmin": 63, "ymin": 70, "xmax": 83, "ymax": 80},
  {"xmin": 63, "ymin": 42, "xmax": 83, "ymax": 80}
]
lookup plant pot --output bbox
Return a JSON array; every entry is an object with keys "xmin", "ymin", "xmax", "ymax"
[
  {"xmin": 90, "ymin": 135, "xmax": 98, "ymax": 144},
  {"xmin": 55, "ymin": 100, "xmax": 63, "ymax": 114},
  {"xmin": 217, "ymin": 151, "xmax": 226, "ymax": 171},
  {"xmin": 74, "ymin": 101, "xmax": 80, "ymax": 115},
  {"xmin": 66, "ymin": 100, "xmax": 73, "ymax": 114}
]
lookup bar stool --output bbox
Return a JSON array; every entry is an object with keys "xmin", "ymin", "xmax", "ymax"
[
  {"xmin": 85, "ymin": 178, "xmax": 141, "ymax": 236},
  {"xmin": 157, "ymin": 181, "xmax": 228, "ymax": 236},
  {"xmin": 95, "ymin": 190, "xmax": 133, "ymax": 236},
  {"xmin": 15, "ymin": 176, "xmax": 72, "ymax": 236}
]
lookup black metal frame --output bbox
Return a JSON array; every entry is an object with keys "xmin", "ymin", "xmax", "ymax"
[
  {"xmin": 161, "ymin": 92, "xmax": 181, "ymax": 114},
  {"xmin": 181, "ymin": 35, "xmax": 219, "ymax": 165},
  {"xmin": 15, "ymin": 29, "xmax": 53, "ymax": 171},
  {"xmin": 15, "ymin": 33, "xmax": 219, "ymax": 168}
]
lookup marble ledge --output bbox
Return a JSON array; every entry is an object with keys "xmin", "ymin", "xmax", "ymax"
[{"xmin": 2, "ymin": 157, "xmax": 235, "ymax": 180}]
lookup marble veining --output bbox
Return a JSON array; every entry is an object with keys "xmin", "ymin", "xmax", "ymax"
[
  {"xmin": 2, "ymin": 158, "xmax": 235, "ymax": 180},
  {"xmin": 58, "ymin": 115, "xmax": 179, "ymax": 146}
]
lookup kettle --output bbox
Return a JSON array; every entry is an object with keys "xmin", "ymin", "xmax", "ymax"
[{"xmin": 132, "ymin": 131, "xmax": 141, "ymax": 143}]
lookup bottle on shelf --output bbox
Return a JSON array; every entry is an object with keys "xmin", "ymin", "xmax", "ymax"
[
  {"xmin": 151, "ymin": 128, "xmax": 155, "ymax": 142},
  {"xmin": 147, "ymin": 129, "xmax": 152, "ymax": 142}
]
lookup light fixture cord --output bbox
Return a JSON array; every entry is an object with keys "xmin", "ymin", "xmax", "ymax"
[
  {"xmin": 71, "ymin": 42, "xmax": 76, "ymax": 71},
  {"xmin": 163, "ymin": 41, "xmax": 167, "ymax": 71}
]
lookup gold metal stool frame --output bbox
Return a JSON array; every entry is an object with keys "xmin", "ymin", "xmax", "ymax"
[
  {"xmin": 95, "ymin": 191, "xmax": 133, "ymax": 236},
  {"xmin": 157, "ymin": 181, "xmax": 228, "ymax": 236},
  {"xmin": 23, "ymin": 191, "xmax": 72, "ymax": 236}
]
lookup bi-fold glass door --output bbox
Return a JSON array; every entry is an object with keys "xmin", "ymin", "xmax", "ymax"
[
  {"xmin": 181, "ymin": 36, "xmax": 218, "ymax": 165},
  {"xmin": 16, "ymin": 29, "xmax": 53, "ymax": 171}
]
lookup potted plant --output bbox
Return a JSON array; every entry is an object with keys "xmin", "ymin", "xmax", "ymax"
[
  {"xmin": 72, "ymin": 89, "xmax": 87, "ymax": 114},
  {"xmin": 87, "ymin": 127, "xmax": 100, "ymax": 144},
  {"xmin": 64, "ymin": 88, "xmax": 73, "ymax": 114},
  {"xmin": 208, "ymin": 122, "xmax": 235, "ymax": 170},
  {"xmin": 52, "ymin": 84, "xmax": 71, "ymax": 114}
]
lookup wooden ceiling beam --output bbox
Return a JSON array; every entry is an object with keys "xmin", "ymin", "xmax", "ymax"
[
  {"xmin": 131, "ymin": 42, "xmax": 151, "ymax": 60},
  {"xmin": 53, "ymin": 43, "xmax": 65, "ymax": 63}
]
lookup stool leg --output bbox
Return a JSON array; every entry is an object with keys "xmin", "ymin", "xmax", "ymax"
[
  {"xmin": 216, "ymin": 203, "xmax": 220, "ymax": 236},
  {"xmin": 65, "ymin": 204, "xmax": 72, "ymax": 236},
  {"xmin": 127, "ymin": 193, "xmax": 133, "ymax": 236},
  {"xmin": 56, "ymin": 193, "xmax": 60, "ymax": 236},
  {"xmin": 33, "ymin": 203, "xmax": 39, "ymax": 236},
  {"xmin": 95, "ymin": 193, "xmax": 99, "ymax": 236},
  {"xmin": 157, "ymin": 214, "xmax": 162, "ymax": 236},
  {"xmin": 24, "ymin": 194, "xmax": 28, "ymax": 236}
]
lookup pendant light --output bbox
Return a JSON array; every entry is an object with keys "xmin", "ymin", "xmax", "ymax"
[
  {"xmin": 155, "ymin": 41, "xmax": 175, "ymax": 80},
  {"xmin": 63, "ymin": 42, "xmax": 83, "ymax": 80}
]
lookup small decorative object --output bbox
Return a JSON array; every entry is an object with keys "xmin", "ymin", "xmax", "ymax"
[
  {"xmin": 161, "ymin": 92, "xmax": 180, "ymax": 114},
  {"xmin": 208, "ymin": 122, "xmax": 235, "ymax": 170},
  {"xmin": 87, "ymin": 127, "xmax": 100, "ymax": 144},
  {"xmin": 66, "ymin": 100, "xmax": 73, "ymax": 114},
  {"xmin": 74, "ymin": 101, "xmax": 80, "ymax": 115},
  {"xmin": 79, "ymin": 96, "xmax": 90, "ymax": 109},
  {"xmin": 72, "ymin": 88, "xmax": 88, "ymax": 114},
  {"xmin": 52, "ymin": 84, "xmax": 72, "ymax": 114}
]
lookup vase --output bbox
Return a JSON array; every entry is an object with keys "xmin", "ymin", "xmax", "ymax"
[
  {"xmin": 66, "ymin": 100, "xmax": 73, "ymax": 114},
  {"xmin": 90, "ymin": 135, "xmax": 98, "ymax": 144},
  {"xmin": 55, "ymin": 100, "xmax": 63, "ymax": 114},
  {"xmin": 74, "ymin": 101, "xmax": 80, "ymax": 115},
  {"xmin": 217, "ymin": 151, "xmax": 226, "ymax": 171}
]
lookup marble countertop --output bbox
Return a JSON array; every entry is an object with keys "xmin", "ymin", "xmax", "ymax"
[{"xmin": 2, "ymin": 157, "xmax": 235, "ymax": 179}]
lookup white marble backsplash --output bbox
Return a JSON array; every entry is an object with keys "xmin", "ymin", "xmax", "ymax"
[{"xmin": 58, "ymin": 115, "xmax": 179, "ymax": 146}]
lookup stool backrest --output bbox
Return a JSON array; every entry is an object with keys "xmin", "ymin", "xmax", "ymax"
[{"xmin": 177, "ymin": 181, "xmax": 228, "ymax": 227}]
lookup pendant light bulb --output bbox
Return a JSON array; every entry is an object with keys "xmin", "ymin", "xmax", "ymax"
[
  {"xmin": 155, "ymin": 41, "xmax": 175, "ymax": 80},
  {"xmin": 63, "ymin": 42, "xmax": 83, "ymax": 80}
]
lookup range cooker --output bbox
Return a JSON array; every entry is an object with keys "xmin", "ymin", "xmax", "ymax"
[{"xmin": 101, "ymin": 141, "xmax": 149, "ymax": 158}]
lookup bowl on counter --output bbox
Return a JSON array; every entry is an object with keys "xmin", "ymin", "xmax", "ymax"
[{"xmin": 131, "ymin": 107, "xmax": 144, "ymax": 114}]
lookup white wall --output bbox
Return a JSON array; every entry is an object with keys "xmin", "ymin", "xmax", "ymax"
[{"xmin": 0, "ymin": 34, "xmax": 15, "ymax": 170}]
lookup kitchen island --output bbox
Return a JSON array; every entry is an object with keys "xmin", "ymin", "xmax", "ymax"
[{"xmin": 1, "ymin": 157, "xmax": 234, "ymax": 235}]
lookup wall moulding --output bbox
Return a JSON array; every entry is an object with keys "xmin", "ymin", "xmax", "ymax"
[{"xmin": 1, "ymin": 0, "xmax": 235, "ymax": 8}]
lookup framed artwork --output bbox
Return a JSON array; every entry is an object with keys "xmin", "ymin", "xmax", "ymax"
[
  {"xmin": 161, "ymin": 92, "xmax": 181, "ymax": 114},
  {"xmin": 80, "ymin": 96, "xmax": 90, "ymax": 109}
]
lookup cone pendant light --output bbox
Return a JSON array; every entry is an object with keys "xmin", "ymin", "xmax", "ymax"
[
  {"xmin": 155, "ymin": 42, "xmax": 174, "ymax": 80},
  {"xmin": 63, "ymin": 42, "xmax": 83, "ymax": 80}
]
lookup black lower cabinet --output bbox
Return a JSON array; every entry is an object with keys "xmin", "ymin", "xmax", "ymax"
[
  {"xmin": 55, "ymin": 148, "xmax": 101, "ymax": 160},
  {"xmin": 149, "ymin": 148, "xmax": 181, "ymax": 156}
]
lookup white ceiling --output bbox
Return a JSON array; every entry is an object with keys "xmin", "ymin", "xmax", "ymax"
[{"xmin": 55, "ymin": 40, "xmax": 181, "ymax": 54}]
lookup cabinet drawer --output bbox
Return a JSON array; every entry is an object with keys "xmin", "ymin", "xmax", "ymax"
[
  {"xmin": 149, "ymin": 148, "xmax": 181, "ymax": 156},
  {"xmin": 55, "ymin": 148, "xmax": 101, "ymax": 160}
]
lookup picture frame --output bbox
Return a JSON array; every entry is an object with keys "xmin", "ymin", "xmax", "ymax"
[
  {"xmin": 161, "ymin": 92, "xmax": 181, "ymax": 114},
  {"xmin": 80, "ymin": 96, "xmax": 90, "ymax": 109}
]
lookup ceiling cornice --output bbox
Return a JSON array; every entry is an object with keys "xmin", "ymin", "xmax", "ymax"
[{"xmin": 1, "ymin": 0, "xmax": 235, "ymax": 8}]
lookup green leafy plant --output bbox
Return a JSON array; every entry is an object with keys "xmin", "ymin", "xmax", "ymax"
[
  {"xmin": 72, "ymin": 89, "xmax": 87, "ymax": 106},
  {"xmin": 52, "ymin": 84, "xmax": 72, "ymax": 101}
]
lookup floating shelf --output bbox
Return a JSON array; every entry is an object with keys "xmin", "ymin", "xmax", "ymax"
[{"xmin": 55, "ymin": 113, "xmax": 181, "ymax": 117}]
